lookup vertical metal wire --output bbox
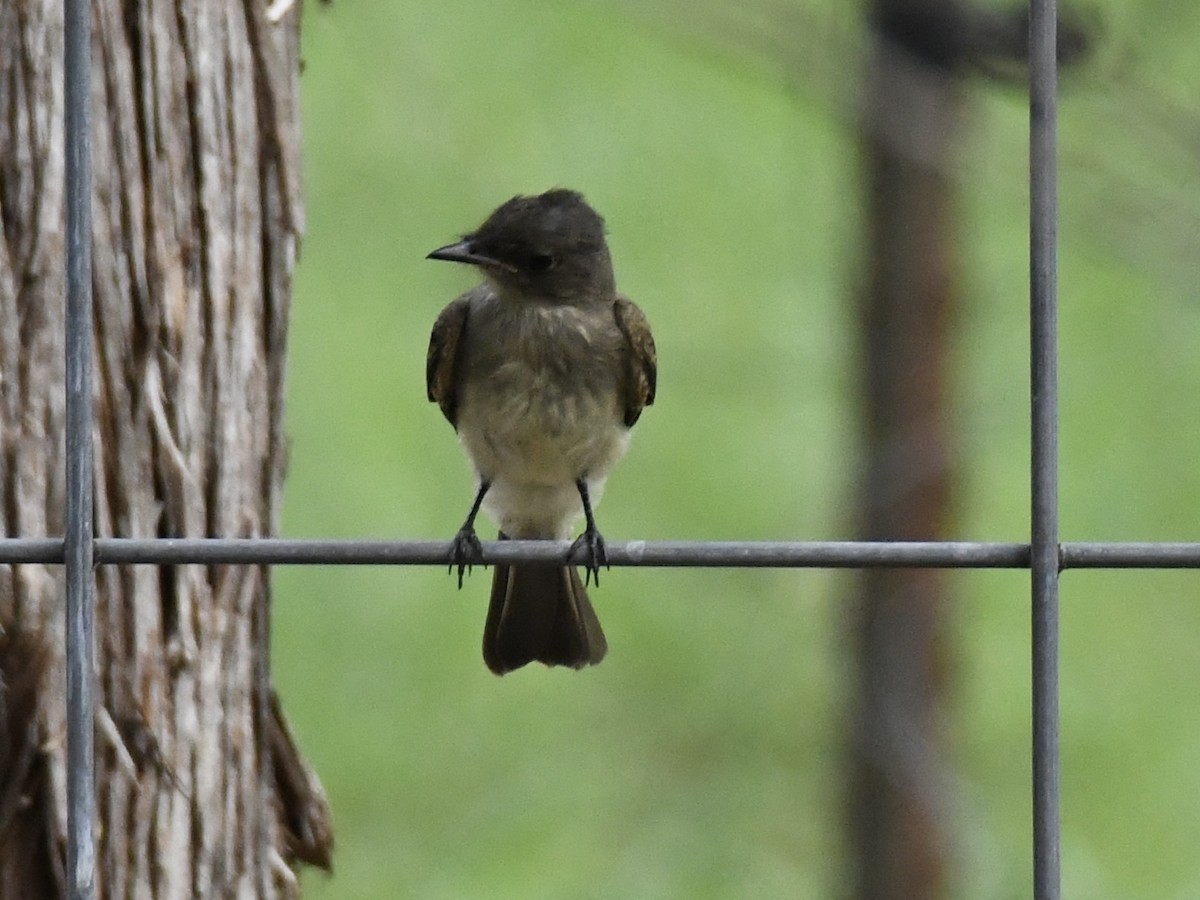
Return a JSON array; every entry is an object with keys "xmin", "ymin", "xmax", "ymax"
[
  {"xmin": 64, "ymin": 0, "xmax": 96, "ymax": 894},
  {"xmin": 1029, "ymin": 0, "xmax": 1061, "ymax": 897}
]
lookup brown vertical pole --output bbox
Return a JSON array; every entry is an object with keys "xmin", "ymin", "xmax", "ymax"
[{"xmin": 846, "ymin": 3, "xmax": 964, "ymax": 897}]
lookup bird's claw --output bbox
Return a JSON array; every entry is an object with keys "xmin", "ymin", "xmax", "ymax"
[
  {"xmin": 449, "ymin": 527, "xmax": 484, "ymax": 588},
  {"xmin": 571, "ymin": 528, "xmax": 608, "ymax": 588}
]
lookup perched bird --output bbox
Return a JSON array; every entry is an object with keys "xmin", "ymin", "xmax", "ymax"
[{"xmin": 426, "ymin": 189, "xmax": 657, "ymax": 674}]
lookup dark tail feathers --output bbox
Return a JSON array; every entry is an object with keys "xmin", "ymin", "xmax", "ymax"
[{"xmin": 482, "ymin": 536, "xmax": 607, "ymax": 675}]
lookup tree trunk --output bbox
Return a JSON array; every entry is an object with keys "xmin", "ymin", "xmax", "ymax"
[{"xmin": 0, "ymin": 1, "xmax": 331, "ymax": 896}]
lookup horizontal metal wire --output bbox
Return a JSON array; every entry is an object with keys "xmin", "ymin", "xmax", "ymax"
[
  {"xmin": 1, "ymin": 537, "xmax": 1199, "ymax": 569},
  {"xmin": 1059, "ymin": 542, "xmax": 1200, "ymax": 568}
]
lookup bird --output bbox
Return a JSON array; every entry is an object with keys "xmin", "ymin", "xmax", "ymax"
[{"xmin": 425, "ymin": 189, "xmax": 656, "ymax": 674}]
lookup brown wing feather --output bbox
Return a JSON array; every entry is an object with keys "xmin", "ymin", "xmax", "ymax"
[
  {"xmin": 426, "ymin": 294, "xmax": 472, "ymax": 428},
  {"xmin": 613, "ymin": 295, "xmax": 657, "ymax": 427}
]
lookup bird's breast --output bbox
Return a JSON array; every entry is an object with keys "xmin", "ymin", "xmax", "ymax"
[{"xmin": 455, "ymin": 301, "xmax": 629, "ymax": 486}]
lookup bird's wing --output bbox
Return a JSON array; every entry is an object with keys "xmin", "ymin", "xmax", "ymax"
[
  {"xmin": 426, "ymin": 294, "xmax": 472, "ymax": 428},
  {"xmin": 613, "ymin": 295, "xmax": 657, "ymax": 427}
]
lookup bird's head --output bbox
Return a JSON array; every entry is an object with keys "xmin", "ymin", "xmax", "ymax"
[{"xmin": 427, "ymin": 189, "xmax": 616, "ymax": 302}]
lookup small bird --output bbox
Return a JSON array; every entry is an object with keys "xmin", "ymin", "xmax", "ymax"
[{"xmin": 426, "ymin": 189, "xmax": 657, "ymax": 674}]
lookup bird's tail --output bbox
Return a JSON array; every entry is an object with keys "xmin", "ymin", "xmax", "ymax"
[{"xmin": 482, "ymin": 533, "xmax": 607, "ymax": 675}]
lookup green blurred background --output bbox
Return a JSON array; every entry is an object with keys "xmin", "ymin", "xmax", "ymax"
[{"xmin": 273, "ymin": 2, "xmax": 1200, "ymax": 897}]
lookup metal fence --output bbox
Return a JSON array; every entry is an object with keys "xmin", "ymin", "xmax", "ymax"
[{"xmin": 4, "ymin": 0, "xmax": 1198, "ymax": 898}]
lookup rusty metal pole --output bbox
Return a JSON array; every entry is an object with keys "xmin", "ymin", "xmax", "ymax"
[{"xmin": 846, "ymin": 3, "xmax": 965, "ymax": 897}]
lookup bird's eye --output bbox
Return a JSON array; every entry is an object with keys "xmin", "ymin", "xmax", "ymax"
[{"xmin": 527, "ymin": 252, "xmax": 556, "ymax": 272}]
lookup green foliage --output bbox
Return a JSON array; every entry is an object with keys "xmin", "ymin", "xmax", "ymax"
[{"xmin": 275, "ymin": 3, "xmax": 1200, "ymax": 897}]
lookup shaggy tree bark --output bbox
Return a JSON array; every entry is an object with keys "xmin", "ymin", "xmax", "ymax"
[{"xmin": 0, "ymin": 1, "xmax": 330, "ymax": 897}]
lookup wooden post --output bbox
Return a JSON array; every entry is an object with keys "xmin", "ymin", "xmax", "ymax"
[{"xmin": 0, "ymin": 2, "xmax": 330, "ymax": 895}]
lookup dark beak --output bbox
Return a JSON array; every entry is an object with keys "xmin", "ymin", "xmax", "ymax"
[{"xmin": 426, "ymin": 240, "xmax": 513, "ymax": 271}]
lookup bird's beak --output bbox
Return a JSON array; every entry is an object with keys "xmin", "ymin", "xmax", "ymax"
[{"xmin": 426, "ymin": 240, "xmax": 514, "ymax": 271}]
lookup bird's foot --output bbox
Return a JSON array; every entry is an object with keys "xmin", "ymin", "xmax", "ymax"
[
  {"xmin": 570, "ymin": 527, "xmax": 608, "ymax": 588},
  {"xmin": 449, "ymin": 526, "xmax": 485, "ymax": 588}
]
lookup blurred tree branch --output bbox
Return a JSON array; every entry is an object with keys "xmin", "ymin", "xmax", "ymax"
[{"xmin": 622, "ymin": 0, "xmax": 1200, "ymax": 300}]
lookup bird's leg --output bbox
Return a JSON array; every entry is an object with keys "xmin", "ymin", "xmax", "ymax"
[
  {"xmin": 450, "ymin": 480, "xmax": 490, "ymax": 588},
  {"xmin": 570, "ymin": 478, "xmax": 609, "ymax": 587}
]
